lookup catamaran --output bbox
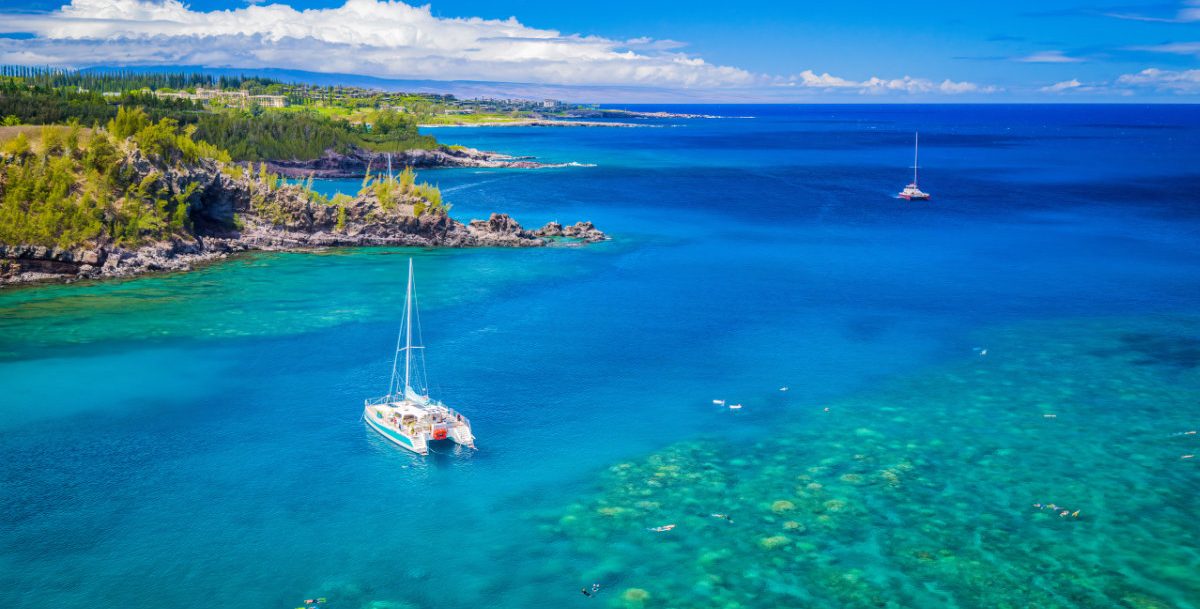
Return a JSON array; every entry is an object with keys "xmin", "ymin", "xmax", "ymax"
[
  {"xmin": 898, "ymin": 132, "xmax": 931, "ymax": 201},
  {"xmin": 363, "ymin": 258, "xmax": 475, "ymax": 455}
]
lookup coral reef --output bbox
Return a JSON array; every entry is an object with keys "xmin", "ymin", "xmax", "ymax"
[{"xmin": 525, "ymin": 317, "xmax": 1200, "ymax": 609}]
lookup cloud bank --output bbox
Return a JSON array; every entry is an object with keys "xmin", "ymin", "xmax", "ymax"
[
  {"xmin": 1116, "ymin": 68, "xmax": 1200, "ymax": 92},
  {"xmin": 776, "ymin": 70, "xmax": 995, "ymax": 95},
  {"xmin": 0, "ymin": 0, "xmax": 994, "ymax": 97}
]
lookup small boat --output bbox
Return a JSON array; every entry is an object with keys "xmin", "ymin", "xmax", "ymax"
[
  {"xmin": 712, "ymin": 399, "xmax": 726, "ymax": 406},
  {"xmin": 729, "ymin": 403, "xmax": 743, "ymax": 410},
  {"xmin": 363, "ymin": 258, "xmax": 475, "ymax": 455},
  {"xmin": 898, "ymin": 132, "xmax": 931, "ymax": 201}
]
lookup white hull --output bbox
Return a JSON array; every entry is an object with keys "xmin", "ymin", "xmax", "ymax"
[
  {"xmin": 363, "ymin": 400, "xmax": 475, "ymax": 455},
  {"xmin": 364, "ymin": 405, "xmax": 428, "ymax": 454}
]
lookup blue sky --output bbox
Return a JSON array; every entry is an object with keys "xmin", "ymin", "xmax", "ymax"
[{"xmin": 1, "ymin": 0, "xmax": 1198, "ymax": 101}]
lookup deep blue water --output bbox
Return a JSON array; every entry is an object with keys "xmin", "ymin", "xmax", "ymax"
[{"xmin": 1, "ymin": 105, "xmax": 1199, "ymax": 609}]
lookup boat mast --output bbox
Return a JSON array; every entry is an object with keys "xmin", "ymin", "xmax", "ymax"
[
  {"xmin": 403, "ymin": 258, "xmax": 414, "ymax": 395},
  {"xmin": 913, "ymin": 132, "xmax": 919, "ymax": 185}
]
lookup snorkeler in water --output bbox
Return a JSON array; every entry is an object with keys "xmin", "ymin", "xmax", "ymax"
[{"xmin": 710, "ymin": 513, "xmax": 734, "ymax": 523}]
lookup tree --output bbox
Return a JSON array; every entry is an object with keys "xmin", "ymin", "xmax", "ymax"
[
  {"xmin": 108, "ymin": 106, "xmax": 149, "ymax": 139},
  {"xmin": 1, "ymin": 132, "xmax": 30, "ymax": 158},
  {"xmin": 41, "ymin": 125, "xmax": 65, "ymax": 156}
]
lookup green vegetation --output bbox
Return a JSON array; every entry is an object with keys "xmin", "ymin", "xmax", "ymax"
[
  {"xmin": 0, "ymin": 65, "xmax": 271, "ymax": 93},
  {"xmin": 190, "ymin": 110, "xmax": 434, "ymax": 161},
  {"xmin": 358, "ymin": 165, "xmax": 448, "ymax": 217},
  {"xmin": 0, "ymin": 112, "xmax": 229, "ymax": 248},
  {"xmin": 0, "ymin": 67, "xmax": 437, "ymax": 163}
]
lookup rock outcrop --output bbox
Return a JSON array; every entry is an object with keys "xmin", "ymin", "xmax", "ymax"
[{"xmin": 532, "ymin": 220, "xmax": 608, "ymax": 243}]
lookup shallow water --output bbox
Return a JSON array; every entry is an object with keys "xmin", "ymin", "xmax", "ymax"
[
  {"xmin": 527, "ymin": 316, "xmax": 1200, "ymax": 609},
  {"xmin": 1, "ymin": 105, "xmax": 1198, "ymax": 609}
]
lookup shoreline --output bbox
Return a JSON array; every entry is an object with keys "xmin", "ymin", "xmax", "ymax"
[
  {"xmin": 0, "ymin": 217, "xmax": 608, "ymax": 288},
  {"xmin": 419, "ymin": 119, "xmax": 650, "ymax": 128}
]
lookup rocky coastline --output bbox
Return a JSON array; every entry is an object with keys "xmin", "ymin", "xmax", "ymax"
[
  {"xmin": 0, "ymin": 214, "xmax": 605, "ymax": 286},
  {"xmin": 264, "ymin": 145, "xmax": 560, "ymax": 179},
  {"xmin": 0, "ymin": 149, "xmax": 607, "ymax": 287}
]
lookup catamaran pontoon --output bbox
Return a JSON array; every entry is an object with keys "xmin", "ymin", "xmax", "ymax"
[{"xmin": 363, "ymin": 259, "xmax": 475, "ymax": 455}]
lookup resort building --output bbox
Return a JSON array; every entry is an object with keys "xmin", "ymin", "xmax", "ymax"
[
  {"xmin": 250, "ymin": 95, "xmax": 287, "ymax": 108},
  {"xmin": 150, "ymin": 87, "xmax": 287, "ymax": 108}
]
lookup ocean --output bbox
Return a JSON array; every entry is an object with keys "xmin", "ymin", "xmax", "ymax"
[{"xmin": 2, "ymin": 104, "xmax": 1198, "ymax": 609}]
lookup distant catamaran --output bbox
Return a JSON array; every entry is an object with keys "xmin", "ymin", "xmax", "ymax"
[
  {"xmin": 898, "ymin": 132, "xmax": 931, "ymax": 201},
  {"xmin": 363, "ymin": 259, "xmax": 475, "ymax": 455}
]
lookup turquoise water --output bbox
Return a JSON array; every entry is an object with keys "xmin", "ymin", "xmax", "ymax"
[{"xmin": 2, "ymin": 105, "xmax": 1199, "ymax": 609}]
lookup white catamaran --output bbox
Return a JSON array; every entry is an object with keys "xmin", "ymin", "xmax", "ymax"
[
  {"xmin": 898, "ymin": 132, "xmax": 932, "ymax": 201},
  {"xmin": 363, "ymin": 259, "xmax": 475, "ymax": 455}
]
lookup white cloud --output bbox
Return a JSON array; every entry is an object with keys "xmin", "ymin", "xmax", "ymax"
[
  {"xmin": 1130, "ymin": 42, "xmax": 1200, "ymax": 57},
  {"xmin": 1046, "ymin": 79, "xmax": 1084, "ymax": 92},
  {"xmin": 1017, "ymin": 50, "xmax": 1084, "ymax": 63},
  {"xmin": 0, "ymin": 0, "xmax": 998, "ymax": 96},
  {"xmin": 0, "ymin": 0, "xmax": 754, "ymax": 88},
  {"xmin": 1116, "ymin": 68, "xmax": 1200, "ymax": 92},
  {"xmin": 1040, "ymin": 79, "xmax": 1082, "ymax": 92},
  {"xmin": 1185, "ymin": 1, "xmax": 1200, "ymax": 21},
  {"xmin": 1108, "ymin": 1, "xmax": 1200, "ymax": 22},
  {"xmin": 776, "ymin": 71, "xmax": 996, "ymax": 95}
]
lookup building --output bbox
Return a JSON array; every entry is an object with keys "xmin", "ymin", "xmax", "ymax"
[
  {"xmin": 148, "ymin": 87, "xmax": 286, "ymax": 108},
  {"xmin": 250, "ymin": 95, "xmax": 287, "ymax": 108}
]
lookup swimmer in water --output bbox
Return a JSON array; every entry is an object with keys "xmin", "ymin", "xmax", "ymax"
[
  {"xmin": 710, "ymin": 513, "xmax": 734, "ymax": 523},
  {"xmin": 647, "ymin": 524, "xmax": 676, "ymax": 532}
]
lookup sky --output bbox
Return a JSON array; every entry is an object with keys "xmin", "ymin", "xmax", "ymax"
[{"xmin": 0, "ymin": 0, "xmax": 1197, "ymax": 101}]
